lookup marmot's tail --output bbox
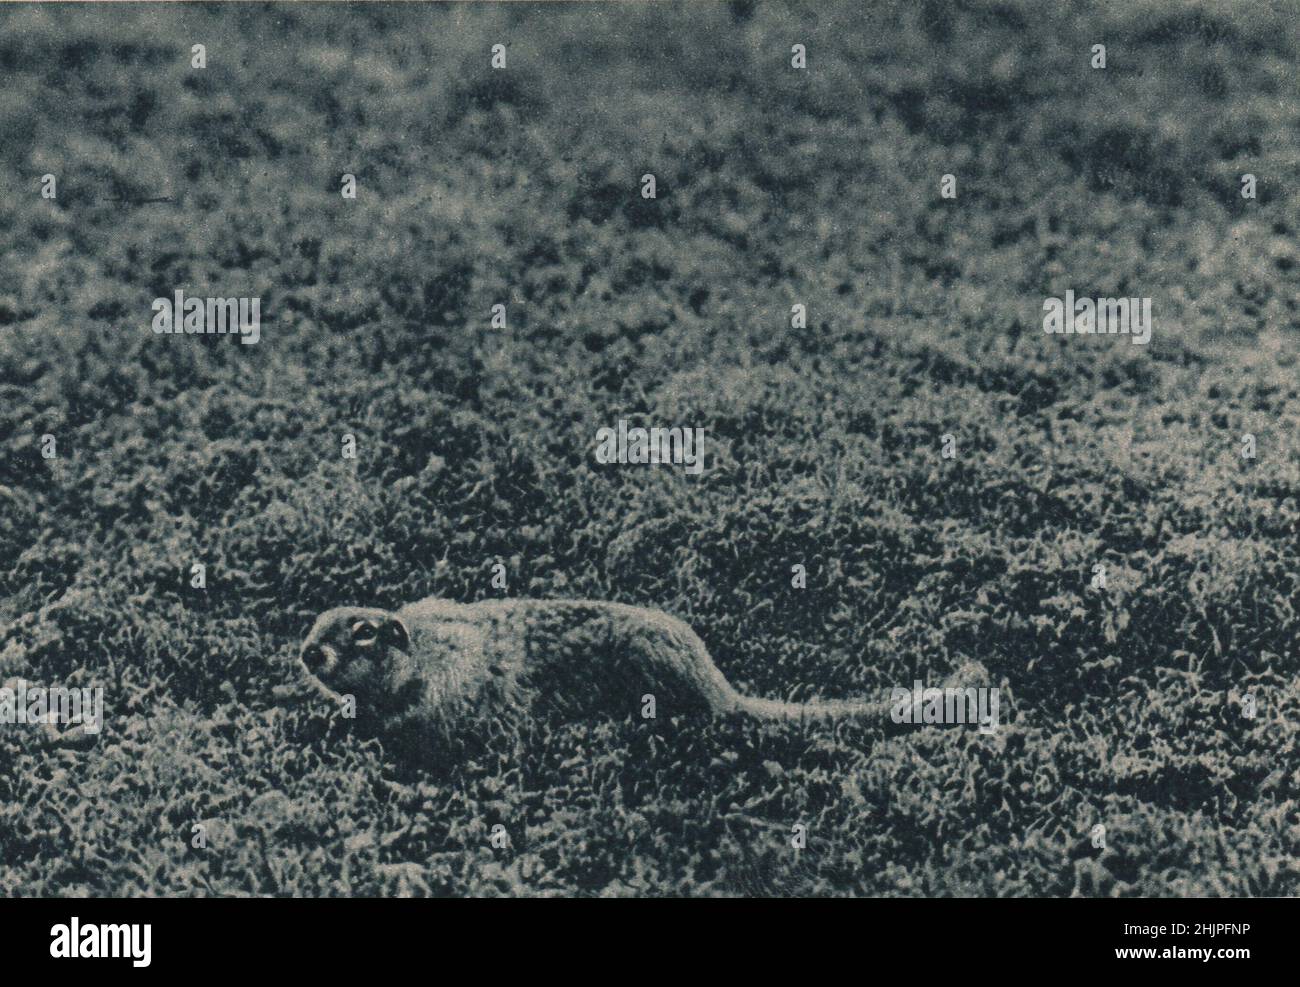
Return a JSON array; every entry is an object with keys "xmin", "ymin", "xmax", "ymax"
[
  {"xmin": 662, "ymin": 615, "xmax": 890, "ymax": 723},
  {"xmin": 732, "ymin": 693, "xmax": 886, "ymax": 721}
]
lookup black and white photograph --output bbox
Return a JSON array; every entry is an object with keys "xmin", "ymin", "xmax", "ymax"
[{"xmin": 0, "ymin": 0, "xmax": 1295, "ymax": 954}]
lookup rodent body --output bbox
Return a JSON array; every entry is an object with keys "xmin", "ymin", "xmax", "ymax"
[{"xmin": 299, "ymin": 598, "xmax": 883, "ymax": 755}]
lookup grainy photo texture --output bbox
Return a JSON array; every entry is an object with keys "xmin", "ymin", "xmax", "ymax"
[{"xmin": 1, "ymin": 0, "xmax": 1299, "ymax": 899}]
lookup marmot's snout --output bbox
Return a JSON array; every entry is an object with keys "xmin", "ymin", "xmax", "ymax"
[
  {"xmin": 299, "ymin": 607, "xmax": 412, "ymax": 696},
  {"xmin": 301, "ymin": 641, "xmax": 336, "ymax": 677}
]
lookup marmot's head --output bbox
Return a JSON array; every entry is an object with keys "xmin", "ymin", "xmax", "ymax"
[{"xmin": 299, "ymin": 607, "xmax": 412, "ymax": 707}]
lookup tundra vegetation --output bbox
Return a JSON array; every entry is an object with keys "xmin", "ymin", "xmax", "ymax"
[{"xmin": 1, "ymin": 1, "xmax": 1298, "ymax": 896}]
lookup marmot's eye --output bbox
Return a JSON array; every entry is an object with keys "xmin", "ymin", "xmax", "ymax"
[{"xmin": 351, "ymin": 620, "xmax": 378, "ymax": 643}]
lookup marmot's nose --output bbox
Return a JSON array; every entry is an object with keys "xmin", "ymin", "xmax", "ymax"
[{"xmin": 302, "ymin": 644, "xmax": 326, "ymax": 672}]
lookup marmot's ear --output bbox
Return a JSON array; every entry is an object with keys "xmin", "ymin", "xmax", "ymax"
[{"xmin": 383, "ymin": 616, "xmax": 411, "ymax": 653}]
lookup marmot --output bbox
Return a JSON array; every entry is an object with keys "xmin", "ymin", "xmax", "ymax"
[{"xmin": 298, "ymin": 598, "xmax": 882, "ymax": 748}]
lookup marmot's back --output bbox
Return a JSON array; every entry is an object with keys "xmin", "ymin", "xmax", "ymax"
[{"xmin": 395, "ymin": 598, "xmax": 733, "ymax": 720}]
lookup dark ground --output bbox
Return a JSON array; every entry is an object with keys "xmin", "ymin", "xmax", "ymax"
[{"xmin": 2, "ymin": 0, "xmax": 1300, "ymax": 896}]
